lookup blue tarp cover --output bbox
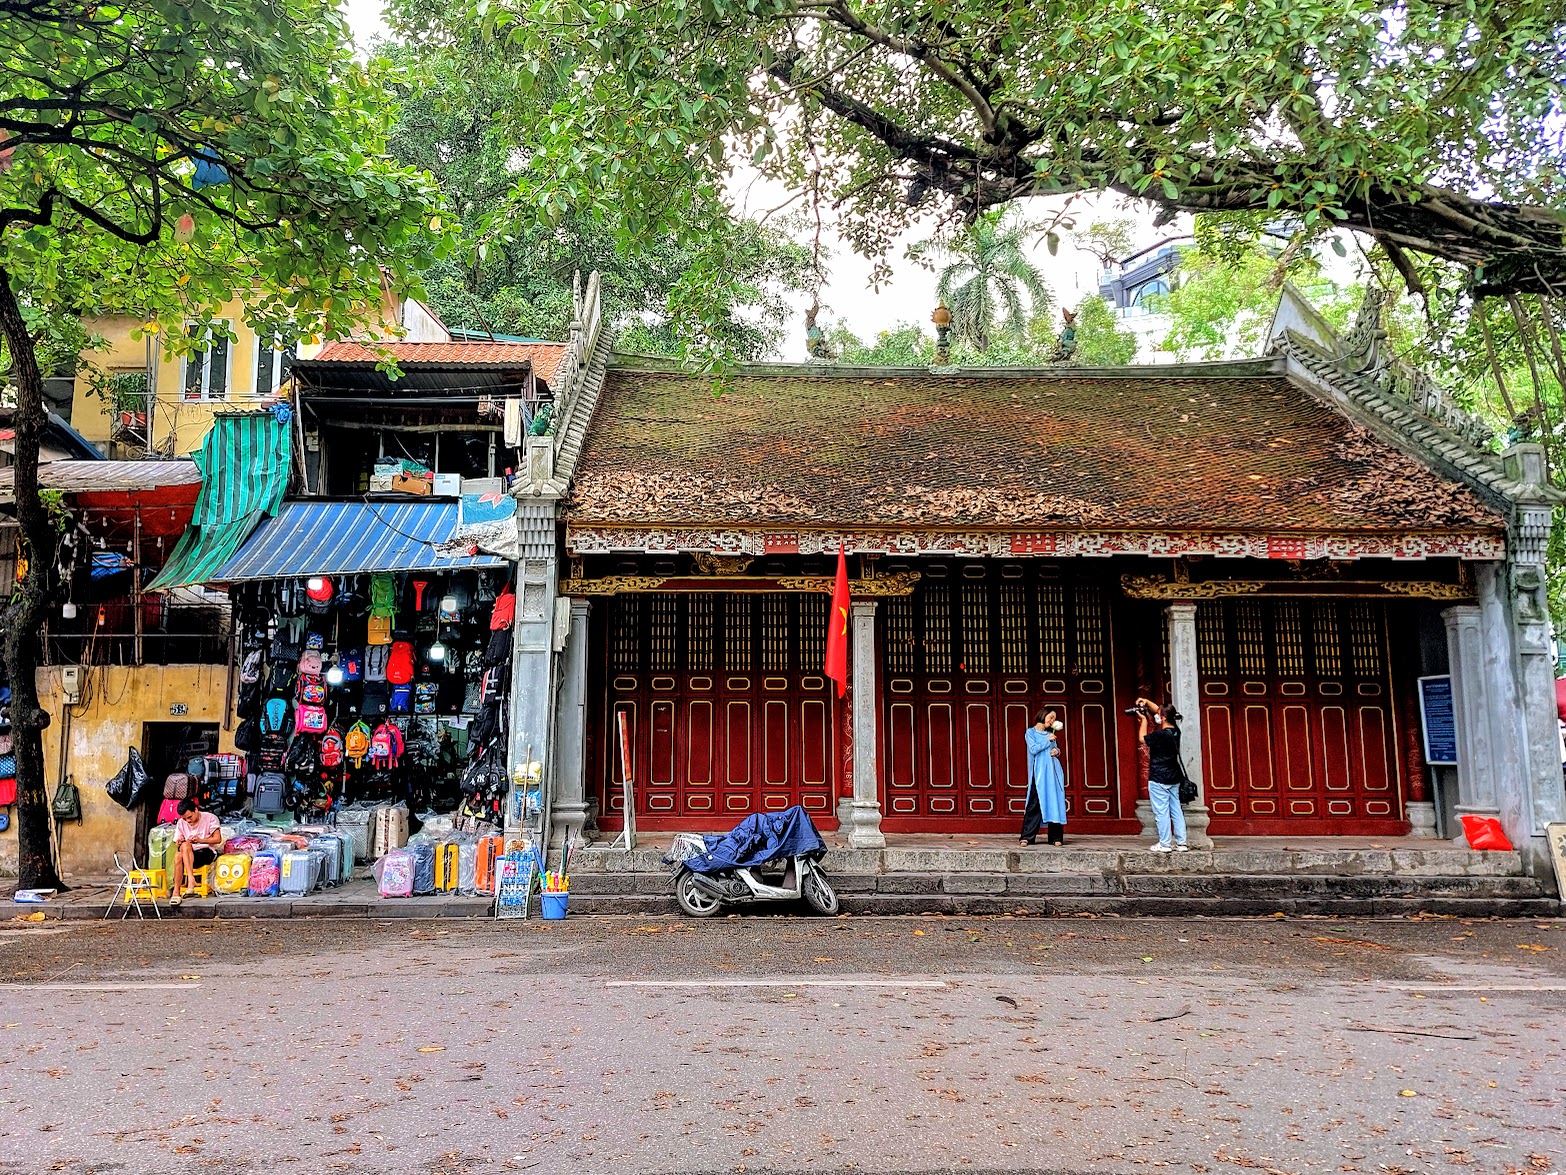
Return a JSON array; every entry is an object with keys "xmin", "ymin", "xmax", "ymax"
[{"xmin": 684, "ymin": 807, "xmax": 827, "ymax": 874}]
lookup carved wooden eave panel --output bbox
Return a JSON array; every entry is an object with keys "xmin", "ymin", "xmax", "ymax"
[
  {"xmin": 565, "ymin": 525, "xmax": 1506, "ymax": 562},
  {"xmin": 1120, "ymin": 573, "xmax": 1473, "ymax": 602},
  {"xmin": 560, "ymin": 571, "xmax": 921, "ymax": 597}
]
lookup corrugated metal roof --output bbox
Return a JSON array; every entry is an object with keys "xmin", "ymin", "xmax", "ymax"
[
  {"xmin": 1, "ymin": 460, "xmax": 202, "ymax": 493},
  {"xmin": 311, "ymin": 341, "xmax": 566, "ymax": 382},
  {"xmin": 214, "ymin": 500, "xmax": 507, "ymax": 580}
]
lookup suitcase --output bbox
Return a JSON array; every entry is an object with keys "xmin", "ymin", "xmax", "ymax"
[
  {"xmin": 309, "ymin": 847, "xmax": 330, "ymax": 890},
  {"xmin": 457, "ymin": 841, "xmax": 478, "ymax": 895},
  {"xmin": 249, "ymin": 851, "xmax": 282, "ymax": 896},
  {"xmin": 433, "ymin": 842, "xmax": 460, "ymax": 893},
  {"xmin": 409, "ymin": 840, "xmax": 436, "ymax": 895},
  {"xmin": 376, "ymin": 848, "xmax": 415, "ymax": 898},
  {"xmin": 312, "ymin": 836, "xmax": 343, "ymax": 887},
  {"xmin": 214, "ymin": 852, "xmax": 251, "ymax": 894},
  {"xmin": 473, "ymin": 835, "xmax": 503, "ymax": 895},
  {"xmin": 280, "ymin": 850, "xmax": 320, "ymax": 895},
  {"xmin": 147, "ymin": 824, "xmax": 177, "ymax": 883},
  {"xmin": 253, "ymin": 772, "xmax": 286, "ymax": 815},
  {"xmin": 337, "ymin": 807, "xmax": 374, "ymax": 863},
  {"xmin": 163, "ymin": 772, "xmax": 197, "ymax": 800},
  {"xmin": 371, "ymin": 805, "xmax": 409, "ymax": 857}
]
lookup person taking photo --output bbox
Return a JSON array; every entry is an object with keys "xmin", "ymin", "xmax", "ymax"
[{"xmin": 1136, "ymin": 698, "xmax": 1189, "ymax": 853}]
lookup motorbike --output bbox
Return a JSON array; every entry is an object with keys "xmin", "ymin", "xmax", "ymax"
[{"xmin": 665, "ymin": 806, "xmax": 839, "ymax": 918}]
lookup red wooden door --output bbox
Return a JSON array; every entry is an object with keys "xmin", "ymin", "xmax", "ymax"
[
  {"xmin": 879, "ymin": 565, "xmax": 1121, "ymax": 832},
  {"xmin": 1199, "ymin": 599, "xmax": 1405, "ymax": 834},
  {"xmin": 601, "ymin": 592, "xmax": 838, "ymax": 830}
]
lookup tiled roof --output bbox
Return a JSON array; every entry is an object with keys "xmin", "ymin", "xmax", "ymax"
[
  {"xmin": 563, "ymin": 367, "xmax": 1505, "ymax": 532},
  {"xmin": 314, "ymin": 341, "xmax": 567, "ymax": 382}
]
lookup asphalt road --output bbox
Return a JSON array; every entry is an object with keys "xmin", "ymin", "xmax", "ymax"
[{"xmin": 0, "ymin": 913, "xmax": 1562, "ymax": 1175}]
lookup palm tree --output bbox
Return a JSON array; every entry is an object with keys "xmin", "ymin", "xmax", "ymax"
[{"xmin": 934, "ymin": 212, "xmax": 1053, "ymax": 353}]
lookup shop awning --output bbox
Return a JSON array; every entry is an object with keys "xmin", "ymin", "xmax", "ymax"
[
  {"xmin": 147, "ymin": 412, "xmax": 293, "ymax": 590},
  {"xmin": 213, "ymin": 499, "xmax": 507, "ymax": 580}
]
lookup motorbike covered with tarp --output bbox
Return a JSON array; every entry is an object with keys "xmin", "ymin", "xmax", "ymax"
[{"xmin": 665, "ymin": 806, "xmax": 836, "ymax": 916}]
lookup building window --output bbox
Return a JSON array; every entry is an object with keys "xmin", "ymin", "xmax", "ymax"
[
  {"xmin": 181, "ymin": 323, "xmax": 231, "ymax": 401},
  {"xmin": 254, "ymin": 337, "xmax": 296, "ymax": 398}
]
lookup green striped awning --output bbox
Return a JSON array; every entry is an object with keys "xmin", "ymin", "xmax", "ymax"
[{"xmin": 146, "ymin": 411, "xmax": 293, "ymax": 590}]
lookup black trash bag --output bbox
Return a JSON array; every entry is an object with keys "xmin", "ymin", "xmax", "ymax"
[{"xmin": 105, "ymin": 747, "xmax": 156, "ymax": 811}]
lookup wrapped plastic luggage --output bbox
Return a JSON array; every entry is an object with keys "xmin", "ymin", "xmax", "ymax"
[
  {"xmin": 409, "ymin": 838, "xmax": 436, "ymax": 895},
  {"xmin": 474, "ymin": 835, "xmax": 504, "ymax": 895},
  {"xmin": 280, "ymin": 850, "xmax": 320, "ymax": 895},
  {"xmin": 371, "ymin": 804, "xmax": 409, "ymax": 857},
  {"xmin": 147, "ymin": 824, "xmax": 177, "ymax": 885},
  {"xmin": 375, "ymin": 849, "xmax": 415, "ymax": 898},
  {"xmin": 336, "ymin": 806, "xmax": 374, "ymax": 863},
  {"xmin": 312, "ymin": 836, "xmax": 343, "ymax": 887},
  {"xmin": 248, "ymin": 851, "xmax": 282, "ymax": 897},
  {"xmin": 457, "ymin": 840, "xmax": 478, "ymax": 895},
  {"xmin": 433, "ymin": 842, "xmax": 460, "ymax": 892},
  {"xmin": 213, "ymin": 853, "xmax": 252, "ymax": 894}
]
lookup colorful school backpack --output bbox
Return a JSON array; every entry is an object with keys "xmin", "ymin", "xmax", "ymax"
[
  {"xmin": 364, "ymin": 644, "xmax": 391, "ymax": 683},
  {"xmin": 389, "ymin": 682, "xmax": 412, "ymax": 714},
  {"xmin": 338, "ymin": 648, "xmax": 362, "ymax": 682},
  {"xmin": 298, "ymin": 650, "xmax": 324, "ymax": 676},
  {"xmin": 368, "ymin": 722, "xmax": 404, "ymax": 769},
  {"xmin": 305, "ymin": 576, "xmax": 335, "ymax": 614},
  {"xmin": 240, "ymin": 649, "xmax": 263, "ymax": 684},
  {"xmin": 367, "ymin": 615, "xmax": 393, "ymax": 645},
  {"xmin": 320, "ymin": 727, "xmax": 345, "ymax": 770},
  {"xmin": 294, "ymin": 703, "xmax": 328, "ymax": 735},
  {"xmin": 344, "ymin": 720, "xmax": 373, "ymax": 768},
  {"xmin": 296, "ymin": 674, "xmax": 326, "ymax": 705},
  {"xmin": 369, "ymin": 573, "xmax": 397, "ymax": 618},
  {"xmin": 260, "ymin": 696, "xmax": 291, "ymax": 737},
  {"xmin": 386, "ymin": 640, "xmax": 415, "ymax": 685}
]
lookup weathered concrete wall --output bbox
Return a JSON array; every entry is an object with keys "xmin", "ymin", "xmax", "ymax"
[{"xmin": 0, "ymin": 664, "xmax": 234, "ymax": 881}]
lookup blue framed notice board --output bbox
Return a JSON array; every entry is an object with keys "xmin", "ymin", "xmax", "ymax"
[{"xmin": 1418, "ymin": 675, "xmax": 1458, "ymax": 765}]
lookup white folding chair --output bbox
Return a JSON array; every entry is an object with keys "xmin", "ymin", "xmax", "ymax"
[{"xmin": 103, "ymin": 852, "xmax": 162, "ymax": 920}]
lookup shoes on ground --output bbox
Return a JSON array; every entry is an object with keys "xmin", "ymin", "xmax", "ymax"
[
  {"xmin": 169, "ymin": 893, "xmax": 182, "ymax": 907},
  {"xmin": 1148, "ymin": 843, "xmax": 1174, "ymax": 853},
  {"xmin": 1173, "ymin": 844, "xmax": 1190, "ymax": 852}
]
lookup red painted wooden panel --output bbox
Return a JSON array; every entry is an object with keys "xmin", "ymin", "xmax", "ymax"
[
  {"xmin": 1241, "ymin": 705, "xmax": 1275, "ymax": 793},
  {"xmin": 763, "ymin": 700, "xmax": 789, "ymax": 786},
  {"xmin": 801, "ymin": 699, "xmax": 827, "ymax": 787},
  {"xmin": 965, "ymin": 704, "xmax": 993, "ymax": 791},
  {"xmin": 888, "ymin": 703, "xmax": 916, "ymax": 791},
  {"xmin": 927, "ymin": 704, "xmax": 954, "ymax": 789},
  {"xmin": 1320, "ymin": 705, "xmax": 1349, "ymax": 792},
  {"xmin": 650, "ymin": 701, "xmax": 675, "ymax": 787},
  {"xmin": 687, "ymin": 700, "xmax": 713, "ymax": 786},
  {"xmin": 1279, "ymin": 705, "xmax": 1312, "ymax": 793},
  {"xmin": 725, "ymin": 700, "xmax": 751, "ymax": 785},
  {"xmin": 1357, "ymin": 706, "xmax": 1391, "ymax": 793}
]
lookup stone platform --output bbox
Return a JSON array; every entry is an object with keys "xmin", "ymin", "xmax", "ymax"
[
  {"xmin": 8, "ymin": 835, "xmax": 1557, "ymax": 920},
  {"xmin": 567, "ymin": 833, "xmax": 1558, "ymax": 917}
]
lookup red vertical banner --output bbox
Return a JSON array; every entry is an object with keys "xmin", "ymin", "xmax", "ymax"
[{"xmin": 824, "ymin": 544, "xmax": 850, "ymax": 697}]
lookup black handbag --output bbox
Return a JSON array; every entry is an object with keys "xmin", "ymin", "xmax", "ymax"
[{"xmin": 1177, "ymin": 764, "xmax": 1199, "ymax": 806}]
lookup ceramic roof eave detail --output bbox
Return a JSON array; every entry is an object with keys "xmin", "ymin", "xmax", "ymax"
[{"xmin": 564, "ymin": 525, "xmax": 1506, "ymax": 562}]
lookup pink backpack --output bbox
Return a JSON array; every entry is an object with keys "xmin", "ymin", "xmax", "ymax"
[
  {"xmin": 294, "ymin": 704, "xmax": 328, "ymax": 735},
  {"xmin": 368, "ymin": 722, "xmax": 404, "ymax": 769}
]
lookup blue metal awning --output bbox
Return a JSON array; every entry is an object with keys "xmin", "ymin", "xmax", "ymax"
[{"xmin": 213, "ymin": 500, "xmax": 508, "ymax": 580}]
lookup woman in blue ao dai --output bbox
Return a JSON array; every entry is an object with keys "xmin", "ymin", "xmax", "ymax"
[{"xmin": 1020, "ymin": 709, "xmax": 1067, "ymax": 846}]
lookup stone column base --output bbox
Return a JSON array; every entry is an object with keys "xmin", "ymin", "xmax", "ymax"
[
  {"xmin": 1135, "ymin": 799, "xmax": 1156, "ymax": 836},
  {"xmin": 845, "ymin": 799, "xmax": 886, "ymax": 849},
  {"xmin": 836, "ymin": 795, "xmax": 854, "ymax": 832},
  {"xmin": 1405, "ymin": 801, "xmax": 1438, "ymax": 839},
  {"xmin": 549, "ymin": 802, "xmax": 591, "ymax": 846},
  {"xmin": 1182, "ymin": 804, "xmax": 1213, "ymax": 850}
]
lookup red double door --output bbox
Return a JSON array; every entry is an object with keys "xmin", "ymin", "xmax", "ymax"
[
  {"xmin": 1198, "ymin": 599, "xmax": 1408, "ymax": 834},
  {"xmin": 601, "ymin": 593, "xmax": 840, "ymax": 830}
]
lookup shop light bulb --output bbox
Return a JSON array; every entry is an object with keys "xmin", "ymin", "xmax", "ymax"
[
  {"xmin": 440, "ymin": 595, "xmax": 457, "ymax": 614},
  {"xmin": 428, "ymin": 642, "xmax": 447, "ymax": 662},
  {"xmin": 306, "ymin": 576, "xmax": 325, "ymax": 592},
  {"xmin": 62, "ymin": 601, "xmax": 77, "ymax": 619},
  {"xmin": 326, "ymin": 666, "xmax": 344, "ymax": 686}
]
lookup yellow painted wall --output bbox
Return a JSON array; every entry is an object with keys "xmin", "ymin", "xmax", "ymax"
[
  {"xmin": 0, "ymin": 664, "xmax": 235, "ymax": 881},
  {"xmin": 73, "ymin": 288, "xmax": 439, "ymax": 458}
]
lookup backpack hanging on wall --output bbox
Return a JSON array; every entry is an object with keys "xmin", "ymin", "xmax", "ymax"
[
  {"xmin": 489, "ymin": 585, "xmax": 515, "ymax": 631},
  {"xmin": 344, "ymin": 720, "xmax": 373, "ymax": 768},
  {"xmin": 364, "ymin": 644, "xmax": 391, "ymax": 683},
  {"xmin": 260, "ymin": 696, "xmax": 291, "ymax": 737},
  {"xmin": 369, "ymin": 573, "xmax": 397, "ymax": 618},
  {"xmin": 386, "ymin": 641, "xmax": 415, "ymax": 685},
  {"xmin": 320, "ymin": 728, "xmax": 345, "ymax": 770},
  {"xmin": 368, "ymin": 722, "xmax": 404, "ymax": 769}
]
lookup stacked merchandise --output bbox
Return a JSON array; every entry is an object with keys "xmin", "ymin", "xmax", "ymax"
[
  {"xmin": 231, "ymin": 570, "xmax": 510, "ymax": 821},
  {"xmin": 454, "ymin": 582, "xmax": 514, "ymax": 834},
  {"xmin": 372, "ymin": 828, "xmax": 507, "ymax": 899}
]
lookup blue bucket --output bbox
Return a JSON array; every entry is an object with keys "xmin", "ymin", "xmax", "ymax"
[{"xmin": 540, "ymin": 892, "xmax": 569, "ymax": 920}]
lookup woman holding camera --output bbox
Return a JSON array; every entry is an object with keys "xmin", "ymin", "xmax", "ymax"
[
  {"xmin": 1136, "ymin": 698, "xmax": 1189, "ymax": 853},
  {"xmin": 1020, "ymin": 710, "xmax": 1067, "ymax": 846}
]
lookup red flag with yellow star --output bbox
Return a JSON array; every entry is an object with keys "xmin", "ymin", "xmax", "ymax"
[{"xmin": 825, "ymin": 544, "xmax": 850, "ymax": 697}]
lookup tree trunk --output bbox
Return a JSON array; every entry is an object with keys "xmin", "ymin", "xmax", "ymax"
[{"xmin": 0, "ymin": 268, "xmax": 63, "ymax": 892}]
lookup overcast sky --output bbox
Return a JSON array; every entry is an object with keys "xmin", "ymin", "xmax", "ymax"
[{"xmin": 341, "ymin": 1, "xmax": 1184, "ymax": 358}]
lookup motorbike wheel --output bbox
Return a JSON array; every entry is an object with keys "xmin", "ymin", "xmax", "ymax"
[
  {"xmin": 674, "ymin": 867, "xmax": 724, "ymax": 918},
  {"xmin": 802, "ymin": 864, "xmax": 839, "ymax": 915}
]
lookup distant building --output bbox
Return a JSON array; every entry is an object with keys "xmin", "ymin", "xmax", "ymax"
[{"xmin": 1095, "ymin": 237, "xmax": 1189, "ymax": 362}]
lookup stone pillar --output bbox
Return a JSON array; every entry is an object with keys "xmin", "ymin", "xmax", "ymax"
[
  {"xmin": 845, "ymin": 600, "xmax": 885, "ymax": 848},
  {"xmin": 1442, "ymin": 602, "xmax": 1501, "ymax": 837},
  {"xmin": 1165, "ymin": 602, "xmax": 1213, "ymax": 849},
  {"xmin": 1400, "ymin": 678, "xmax": 1437, "ymax": 838},
  {"xmin": 505, "ymin": 501, "xmax": 560, "ymax": 838},
  {"xmin": 549, "ymin": 598, "xmax": 591, "ymax": 845}
]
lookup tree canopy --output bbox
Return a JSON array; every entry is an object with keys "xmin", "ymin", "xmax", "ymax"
[
  {"xmin": 376, "ymin": 27, "xmax": 813, "ymax": 358},
  {"xmin": 490, "ymin": 0, "xmax": 1566, "ymax": 299},
  {"xmin": 0, "ymin": 0, "xmax": 450, "ymax": 888}
]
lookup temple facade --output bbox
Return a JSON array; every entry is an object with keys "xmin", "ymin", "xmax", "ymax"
[{"xmin": 509, "ymin": 286, "xmax": 1564, "ymax": 884}]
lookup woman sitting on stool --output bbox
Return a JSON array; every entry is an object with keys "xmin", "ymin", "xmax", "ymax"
[{"xmin": 1021, "ymin": 710, "xmax": 1066, "ymax": 846}]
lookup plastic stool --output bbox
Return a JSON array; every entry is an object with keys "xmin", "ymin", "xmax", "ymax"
[{"xmin": 184, "ymin": 862, "xmax": 213, "ymax": 898}]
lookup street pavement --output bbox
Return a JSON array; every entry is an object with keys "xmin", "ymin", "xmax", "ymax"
[{"xmin": 0, "ymin": 912, "xmax": 1562, "ymax": 1175}]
